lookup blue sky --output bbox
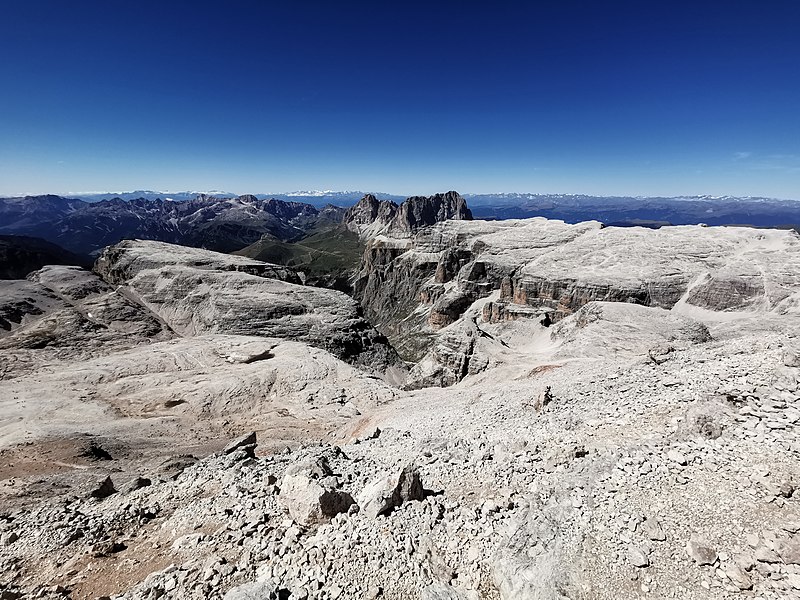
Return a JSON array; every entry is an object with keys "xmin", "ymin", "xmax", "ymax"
[{"xmin": 1, "ymin": 1, "xmax": 799, "ymax": 198}]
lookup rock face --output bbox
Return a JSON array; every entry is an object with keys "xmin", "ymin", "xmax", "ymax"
[
  {"xmin": 344, "ymin": 191, "xmax": 472, "ymax": 238},
  {"xmin": 93, "ymin": 240, "xmax": 403, "ymax": 375},
  {"xmin": 353, "ymin": 218, "xmax": 800, "ymax": 373}
]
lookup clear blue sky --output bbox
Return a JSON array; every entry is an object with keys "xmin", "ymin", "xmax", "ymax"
[{"xmin": 1, "ymin": 1, "xmax": 799, "ymax": 198}]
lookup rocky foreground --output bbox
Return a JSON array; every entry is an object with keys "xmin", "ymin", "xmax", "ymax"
[{"xmin": 1, "ymin": 209, "xmax": 800, "ymax": 600}]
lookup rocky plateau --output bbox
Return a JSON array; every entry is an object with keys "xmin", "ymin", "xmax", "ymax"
[{"xmin": 1, "ymin": 193, "xmax": 799, "ymax": 600}]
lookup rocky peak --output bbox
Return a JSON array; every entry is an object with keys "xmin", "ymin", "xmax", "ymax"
[
  {"xmin": 343, "ymin": 191, "xmax": 472, "ymax": 238},
  {"xmin": 393, "ymin": 191, "xmax": 472, "ymax": 234},
  {"xmin": 343, "ymin": 194, "xmax": 398, "ymax": 231}
]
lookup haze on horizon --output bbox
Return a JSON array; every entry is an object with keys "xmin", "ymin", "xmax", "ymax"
[{"xmin": 1, "ymin": 1, "xmax": 799, "ymax": 200}]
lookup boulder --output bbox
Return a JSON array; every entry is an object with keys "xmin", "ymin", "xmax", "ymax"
[
  {"xmin": 278, "ymin": 457, "xmax": 355, "ymax": 525},
  {"xmin": 122, "ymin": 476, "xmax": 152, "ymax": 494},
  {"xmin": 90, "ymin": 476, "xmax": 117, "ymax": 499},
  {"xmin": 223, "ymin": 431, "xmax": 257, "ymax": 457},
  {"xmin": 358, "ymin": 465, "xmax": 424, "ymax": 518},
  {"xmin": 628, "ymin": 546, "xmax": 650, "ymax": 568},
  {"xmin": 776, "ymin": 536, "xmax": 800, "ymax": 565},
  {"xmin": 641, "ymin": 517, "xmax": 666, "ymax": 541},
  {"xmin": 686, "ymin": 536, "xmax": 717, "ymax": 565}
]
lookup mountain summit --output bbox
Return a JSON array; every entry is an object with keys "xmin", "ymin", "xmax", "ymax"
[{"xmin": 344, "ymin": 190, "xmax": 472, "ymax": 237}]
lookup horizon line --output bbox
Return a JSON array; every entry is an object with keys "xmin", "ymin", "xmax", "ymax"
[{"xmin": 3, "ymin": 189, "xmax": 800, "ymax": 203}]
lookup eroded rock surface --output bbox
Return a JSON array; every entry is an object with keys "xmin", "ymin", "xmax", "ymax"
[
  {"xmin": 354, "ymin": 218, "xmax": 800, "ymax": 377},
  {"xmin": 0, "ymin": 265, "xmax": 173, "ymax": 377},
  {"xmin": 94, "ymin": 240, "xmax": 403, "ymax": 375}
]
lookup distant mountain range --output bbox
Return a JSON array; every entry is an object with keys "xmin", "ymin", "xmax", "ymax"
[
  {"xmin": 464, "ymin": 193, "xmax": 800, "ymax": 227},
  {"xmin": 63, "ymin": 190, "xmax": 800, "ymax": 226},
  {"xmin": 69, "ymin": 190, "xmax": 406, "ymax": 208},
  {"xmin": 0, "ymin": 194, "xmax": 346, "ymax": 256},
  {"xmin": 2, "ymin": 191, "xmax": 799, "ymax": 260}
]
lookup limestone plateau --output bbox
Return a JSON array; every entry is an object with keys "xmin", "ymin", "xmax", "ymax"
[{"xmin": 0, "ymin": 192, "xmax": 799, "ymax": 600}]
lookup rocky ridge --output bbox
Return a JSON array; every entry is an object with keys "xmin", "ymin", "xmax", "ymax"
[{"xmin": 344, "ymin": 191, "xmax": 473, "ymax": 239}]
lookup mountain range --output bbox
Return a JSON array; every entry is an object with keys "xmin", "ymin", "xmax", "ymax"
[
  {"xmin": 2, "ymin": 191, "xmax": 800, "ymax": 263},
  {"xmin": 69, "ymin": 190, "xmax": 407, "ymax": 208}
]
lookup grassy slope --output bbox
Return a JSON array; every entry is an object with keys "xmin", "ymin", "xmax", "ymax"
[{"xmin": 233, "ymin": 224, "xmax": 364, "ymax": 283}]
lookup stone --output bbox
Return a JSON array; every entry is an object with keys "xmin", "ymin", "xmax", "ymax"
[
  {"xmin": 628, "ymin": 546, "xmax": 650, "ymax": 568},
  {"xmin": 784, "ymin": 349, "xmax": 800, "ymax": 368},
  {"xmin": 533, "ymin": 386, "xmax": 553, "ymax": 412},
  {"xmin": 641, "ymin": 517, "xmax": 666, "ymax": 541},
  {"xmin": 1, "ymin": 531, "xmax": 18, "ymax": 546},
  {"xmin": 223, "ymin": 581, "xmax": 280, "ymax": 600},
  {"xmin": 90, "ymin": 476, "xmax": 117, "ymax": 499},
  {"xmin": 686, "ymin": 537, "xmax": 718, "ymax": 565},
  {"xmin": 358, "ymin": 465, "xmax": 425, "ymax": 519},
  {"xmin": 224, "ymin": 432, "xmax": 257, "ymax": 456},
  {"xmin": 278, "ymin": 458, "xmax": 355, "ymax": 525},
  {"xmin": 733, "ymin": 553, "xmax": 754, "ymax": 572},
  {"xmin": 753, "ymin": 545, "xmax": 780, "ymax": 563},
  {"xmin": 782, "ymin": 521, "xmax": 800, "ymax": 534},
  {"xmin": 667, "ymin": 449, "xmax": 688, "ymax": 466},
  {"xmin": 122, "ymin": 476, "xmax": 152, "ymax": 493},
  {"xmin": 776, "ymin": 537, "xmax": 800, "ymax": 565},
  {"xmin": 420, "ymin": 582, "xmax": 480, "ymax": 600},
  {"xmin": 723, "ymin": 565, "xmax": 752, "ymax": 590}
]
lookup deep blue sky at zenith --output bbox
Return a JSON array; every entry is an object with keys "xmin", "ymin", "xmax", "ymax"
[{"xmin": 1, "ymin": 1, "xmax": 799, "ymax": 198}]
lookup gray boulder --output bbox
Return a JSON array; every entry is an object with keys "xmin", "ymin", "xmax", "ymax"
[
  {"xmin": 278, "ymin": 457, "xmax": 355, "ymax": 525},
  {"xmin": 358, "ymin": 465, "xmax": 424, "ymax": 518}
]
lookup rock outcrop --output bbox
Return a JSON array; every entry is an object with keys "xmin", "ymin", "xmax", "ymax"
[
  {"xmin": 353, "ymin": 218, "xmax": 800, "ymax": 375},
  {"xmin": 93, "ymin": 240, "xmax": 404, "ymax": 375},
  {"xmin": 344, "ymin": 191, "xmax": 472, "ymax": 238}
]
